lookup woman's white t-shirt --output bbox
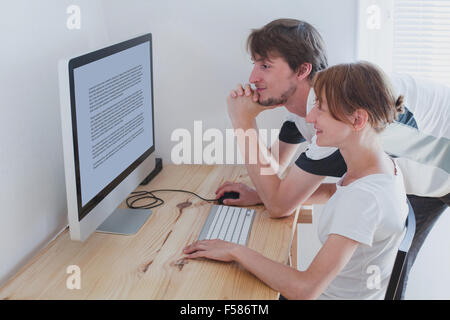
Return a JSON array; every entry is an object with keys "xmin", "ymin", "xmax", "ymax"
[{"xmin": 317, "ymin": 161, "xmax": 408, "ymax": 300}]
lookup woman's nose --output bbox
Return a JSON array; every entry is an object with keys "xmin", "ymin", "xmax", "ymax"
[{"xmin": 306, "ymin": 105, "xmax": 317, "ymax": 123}]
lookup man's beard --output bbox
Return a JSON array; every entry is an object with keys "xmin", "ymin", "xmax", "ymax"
[{"xmin": 258, "ymin": 83, "xmax": 297, "ymax": 106}]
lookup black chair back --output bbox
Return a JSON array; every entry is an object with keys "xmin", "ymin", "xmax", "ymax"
[{"xmin": 384, "ymin": 199, "xmax": 416, "ymax": 300}]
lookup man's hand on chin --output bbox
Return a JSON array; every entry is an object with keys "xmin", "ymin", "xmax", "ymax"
[{"xmin": 226, "ymin": 84, "xmax": 277, "ymax": 125}]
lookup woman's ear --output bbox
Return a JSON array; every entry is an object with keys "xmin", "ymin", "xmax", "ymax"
[
  {"xmin": 351, "ymin": 109, "xmax": 368, "ymax": 131},
  {"xmin": 297, "ymin": 63, "xmax": 312, "ymax": 80}
]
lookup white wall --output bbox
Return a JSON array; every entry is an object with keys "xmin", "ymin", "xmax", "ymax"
[
  {"xmin": 0, "ymin": 0, "xmax": 111, "ymax": 287},
  {"xmin": 100, "ymin": 0, "xmax": 358, "ymax": 161},
  {"xmin": 0, "ymin": 0, "xmax": 358, "ymax": 286}
]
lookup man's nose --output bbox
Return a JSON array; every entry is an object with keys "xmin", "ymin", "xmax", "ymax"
[{"xmin": 249, "ymin": 67, "xmax": 260, "ymax": 84}]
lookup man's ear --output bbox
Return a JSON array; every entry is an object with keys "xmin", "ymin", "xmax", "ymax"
[
  {"xmin": 297, "ymin": 63, "xmax": 312, "ymax": 80},
  {"xmin": 351, "ymin": 109, "xmax": 369, "ymax": 131}
]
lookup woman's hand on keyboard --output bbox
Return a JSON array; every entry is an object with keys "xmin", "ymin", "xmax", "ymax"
[
  {"xmin": 183, "ymin": 239, "xmax": 242, "ymax": 262},
  {"xmin": 215, "ymin": 182, "xmax": 262, "ymax": 206}
]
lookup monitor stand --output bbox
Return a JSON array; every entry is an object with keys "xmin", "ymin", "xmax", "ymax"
[{"xmin": 96, "ymin": 208, "xmax": 152, "ymax": 235}]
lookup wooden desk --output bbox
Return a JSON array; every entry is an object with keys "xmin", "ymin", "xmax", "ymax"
[{"xmin": 0, "ymin": 165, "xmax": 302, "ymax": 300}]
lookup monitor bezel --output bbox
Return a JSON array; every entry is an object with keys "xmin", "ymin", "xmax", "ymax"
[{"xmin": 68, "ymin": 33, "xmax": 155, "ymax": 222}]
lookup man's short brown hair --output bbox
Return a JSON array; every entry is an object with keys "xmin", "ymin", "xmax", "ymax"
[{"xmin": 247, "ymin": 19, "xmax": 328, "ymax": 81}]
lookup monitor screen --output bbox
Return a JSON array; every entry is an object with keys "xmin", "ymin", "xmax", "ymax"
[{"xmin": 68, "ymin": 34, "xmax": 155, "ymax": 221}]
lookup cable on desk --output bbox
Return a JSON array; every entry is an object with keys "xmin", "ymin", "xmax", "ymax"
[{"xmin": 126, "ymin": 189, "xmax": 217, "ymax": 209}]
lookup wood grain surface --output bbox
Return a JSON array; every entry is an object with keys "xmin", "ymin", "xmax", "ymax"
[{"xmin": 0, "ymin": 165, "xmax": 301, "ymax": 300}]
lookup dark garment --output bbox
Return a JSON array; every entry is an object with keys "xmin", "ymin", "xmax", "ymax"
[
  {"xmin": 294, "ymin": 149, "xmax": 347, "ymax": 178},
  {"xmin": 279, "ymin": 120, "xmax": 306, "ymax": 144},
  {"xmin": 396, "ymin": 193, "xmax": 450, "ymax": 299},
  {"xmin": 278, "ymin": 107, "xmax": 417, "ymax": 176}
]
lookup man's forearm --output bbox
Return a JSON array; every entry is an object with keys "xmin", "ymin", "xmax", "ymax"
[
  {"xmin": 269, "ymin": 140, "xmax": 300, "ymax": 178},
  {"xmin": 303, "ymin": 183, "xmax": 337, "ymax": 205},
  {"xmin": 233, "ymin": 118, "xmax": 286, "ymax": 216}
]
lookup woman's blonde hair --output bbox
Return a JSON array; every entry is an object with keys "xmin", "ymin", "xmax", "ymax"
[{"xmin": 313, "ymin": 61, "xmax": 404, "ymax": 132}]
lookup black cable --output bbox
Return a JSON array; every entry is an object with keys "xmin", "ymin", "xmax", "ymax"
[{"xmin": 126, "ymin": 189, "xmax": 217, "ymax": 210}]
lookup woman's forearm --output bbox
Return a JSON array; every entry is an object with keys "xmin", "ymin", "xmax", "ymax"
[{"xmin": 231, "ymin": 246, "xmax": 317, "ymax": 300}]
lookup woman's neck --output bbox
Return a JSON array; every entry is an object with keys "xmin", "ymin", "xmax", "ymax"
[{"xmin": 338, "ymin": 130, "xmax": 393, "ymax": 186}]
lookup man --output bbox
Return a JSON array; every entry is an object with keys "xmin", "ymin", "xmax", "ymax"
[{"xmin": 216, "ymin": 18, "xmax": 450, "ymax": 299}]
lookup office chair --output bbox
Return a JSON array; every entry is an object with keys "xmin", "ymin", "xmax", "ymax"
[{"xmin": 384, "ymin": 199, "xmax": 416, "ymax": 300}]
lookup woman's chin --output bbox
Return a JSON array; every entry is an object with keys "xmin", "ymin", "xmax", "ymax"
[{"xmin": 316, "ymin": 136, "xmax": 332, "ymax": 147}]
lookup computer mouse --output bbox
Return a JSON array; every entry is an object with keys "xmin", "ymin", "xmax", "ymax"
[{"xmin": 217, "ymin": 191, "xmax": 240, "ymax": 205}]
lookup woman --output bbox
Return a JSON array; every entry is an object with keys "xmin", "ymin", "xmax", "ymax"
[{"xmin": 183, "ymin": 62, "xmax": 408, "ymax": 299}]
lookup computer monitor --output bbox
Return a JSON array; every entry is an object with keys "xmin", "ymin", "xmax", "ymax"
[{"xmin": 58, "ymin": 34, "xmax": 156, "ymax": 241}]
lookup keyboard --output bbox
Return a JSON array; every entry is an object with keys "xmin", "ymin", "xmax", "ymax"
[{"xmin": 198, "ymin": 205, "xmax": 255, "ymax": 246}]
